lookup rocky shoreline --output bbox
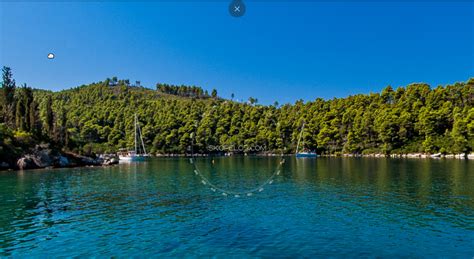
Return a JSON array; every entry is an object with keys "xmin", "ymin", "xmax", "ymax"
[
  {"xmin": 0, "ymin": 144, "xmax": 119, "ymax": 171},
  {"xmin": 2, "ymin": 150, "xmax": 472, "ymax": 172},
  {"xmin": 331, "ymin": 153, "xmax": 474, "ymax": 159},
  {"xmin": 155, "ymin": 152, "xmax": 474, "ymax": 159}
]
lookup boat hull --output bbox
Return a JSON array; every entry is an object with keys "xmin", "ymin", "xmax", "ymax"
[
  {"xmin": 296, "ymin": 153, "xmax": 318, "ymax": 158},
  {"xmin": 119, "ymin": 155, "xmax": 146, "ymax": 162}
]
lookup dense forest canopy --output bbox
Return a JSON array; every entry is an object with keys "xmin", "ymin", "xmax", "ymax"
[
  {"xmin": 1, "ymin": 66, "xmax": 473, "ymax": 159},
  {"xmin": 156, "ymin": 83, "xmax": 216, "ymax": 99}
]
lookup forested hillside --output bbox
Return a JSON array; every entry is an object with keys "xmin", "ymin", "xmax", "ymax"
[{"xmin": 1, "ymin": 66, "xmax": 473, "ymax": 159}]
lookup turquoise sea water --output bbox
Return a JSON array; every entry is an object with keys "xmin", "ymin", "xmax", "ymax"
[{"xmin": 0, "ymin": 157, "xmax": 473, "ymax": 257}]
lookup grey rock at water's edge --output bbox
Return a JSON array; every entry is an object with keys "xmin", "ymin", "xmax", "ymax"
[
  {"xmin": 340, "ymin": 152, "xmax": 474, "ymax": 160},
  {"xmin": 65, "ymin": 153, "xmax": 118, "ymax": 167},
  {"xmin": 79, "ymin": 156, "xmax": 99, "ymax": 165},
  {"xmin": 17, "ymin": 153, "xmax": 53, "ymax": 170},
  {"xmin": 17, "ymin": 155, "xmax": 38, "ymax": 170},
  {"xmin": 35, "ymin": 149, "xmax": 53, "ymax": 167},
  {"xmin": 102, "ymin": 156, "xmax": 119, "ymax": 166},
  {"xmin": 58, "ymin": 156, "xmax": 70, "ymax": 167},
  {"xmin": 16, "ymin": 144, "xmax": 55, "ymax": 170},
  {"xmin": 12, "ymin": 144, "xmax": 120, "ymax": 171}
]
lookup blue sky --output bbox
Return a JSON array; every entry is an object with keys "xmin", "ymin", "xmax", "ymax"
[{"xmin": 1, "ymin": 1, "xmax": 473, "ymax": 104}]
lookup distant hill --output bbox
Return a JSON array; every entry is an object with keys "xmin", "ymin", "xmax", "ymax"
[{"xmin": 1, "ymin": 67, "xmax": 473, "ymax": 162}]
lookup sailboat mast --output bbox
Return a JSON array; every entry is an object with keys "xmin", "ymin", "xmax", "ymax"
[
  {"xmin": 138, "ymin": 123, "xmax": 147, "ymax": 155},
  {"xmin": 134, "ymin": 114, "xmax": 138, "ymax": 153},
  {"xmin": 137, "ymin": 118, "xmax": 146, "ymax": 155},
  {"xmin": 296, "ymin": 123, "xmax": 305, "ymax": 154}
]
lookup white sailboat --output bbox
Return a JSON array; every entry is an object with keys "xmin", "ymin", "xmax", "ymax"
[
  {"xmin": 118, "ymin": 114, "xmax": 148, "ymax": 161},
  {"xmin": 295, "ymin": 122, "xmax": 317, "ymax": 158}
]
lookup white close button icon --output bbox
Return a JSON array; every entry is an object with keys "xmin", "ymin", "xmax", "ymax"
[{"xmin": 229, "ymin": 0, "xmax": 245, "ymax": 17}]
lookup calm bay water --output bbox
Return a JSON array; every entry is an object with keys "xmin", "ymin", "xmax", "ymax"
[{"xmin": 0, "ymin": 157, "xmax": 473, "ymax": 257}]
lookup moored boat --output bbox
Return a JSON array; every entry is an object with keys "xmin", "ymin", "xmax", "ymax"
[
  {"xmin": 118, "ymin": 114, "xmax": 148, "ymax": 161},
  {"xmin": 295, "ymin": 122, "xmax": 318, "ymax": 158},
  {"xmin": 296, "ymin": 151, "xmax": 317, "ymax": 158}
]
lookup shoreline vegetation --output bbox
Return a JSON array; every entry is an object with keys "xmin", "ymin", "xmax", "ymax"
[
  {"xmin": 1, "ymin": 66, "xmax": 473, "ymax": 171},
  {"xmin": 156, "ymin": 152, "xmax": 474, "ymax": 159},
  {"xmin": 163, "ymin": 152, "xmax": 474, "ymax": 156}
]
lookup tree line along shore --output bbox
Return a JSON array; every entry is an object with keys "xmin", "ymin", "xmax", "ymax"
[{"xmin": 1, "ymin": 66, "xmax": 473, "ymax": 170}]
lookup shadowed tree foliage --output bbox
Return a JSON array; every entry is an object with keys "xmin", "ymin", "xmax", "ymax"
[
  {"xmin": 1, "ymin": 66, "xmax": 16, "ymax": 127},
  {"xmin": 1, "ymin": 66, "xmax": 473, "ymax": 157}
]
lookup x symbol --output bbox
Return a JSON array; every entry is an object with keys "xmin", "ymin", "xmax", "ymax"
[{"xmin": 234, "ymin": 5, "xmax": 240, "ymax": 12}]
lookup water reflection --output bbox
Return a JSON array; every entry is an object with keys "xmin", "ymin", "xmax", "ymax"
[
  {"xmin": 0, "ymin": 157, "xmax": 473, "ymax": 256},
  {"xmin": 288, "ymin": 158, "xmax": 474, "ymax": 230}
]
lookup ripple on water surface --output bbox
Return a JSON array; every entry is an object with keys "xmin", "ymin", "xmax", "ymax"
[{"xmin": 0, "ymin": 157, "xmax": 473, "ymax": 257}]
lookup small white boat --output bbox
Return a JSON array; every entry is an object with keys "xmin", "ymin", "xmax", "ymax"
[
  {"xmin": 296, "ymin": 151, "xmax": 318, "ymax": 158},
  {"xmin": 118, "ymin": 114, "xmax": 148, "ymax": 162},
  {"xmin": 295, "ymin": 122, "xmax": 317, "ymax": 158},
  {"xmin": 118, "ymin": 150, "xmax": 146, "ymax": 161}
]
